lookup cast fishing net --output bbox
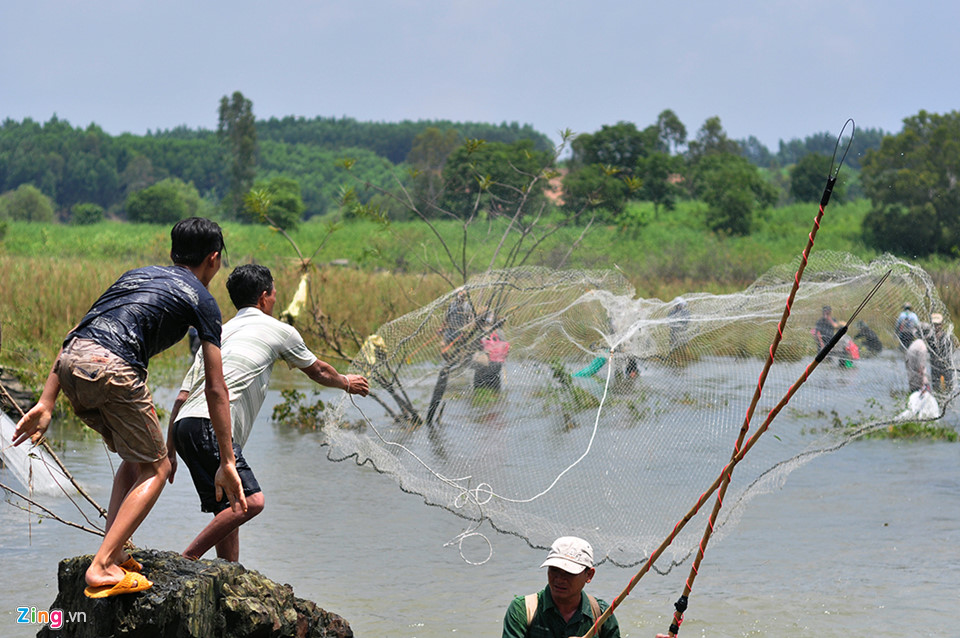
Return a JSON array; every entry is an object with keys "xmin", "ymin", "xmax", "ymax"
[{"xmin": 323, "ymin": 251, "xmax": 957, "ymax": 570}]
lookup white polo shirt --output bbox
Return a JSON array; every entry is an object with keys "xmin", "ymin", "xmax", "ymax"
[{"xmin": 176, "ymin": 306, "xmax": 317, "ymax": 447}]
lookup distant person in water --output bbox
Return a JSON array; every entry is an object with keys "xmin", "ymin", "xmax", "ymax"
[
  {"xmin": 895, "ymin": 303, "xmax": 920, "ymax": 349},
  {"xmin": 13, "ymin": 217, "xmax": 244, "ymax": 598},
  {"xmin": 814, "ymin": 305, "xmax": 842, "ymax": 350},
  {"xmin": 441, "ymin": 288, "xmax": 476, "ymax": 359},
  {"xmin": 853, "ymin": 320, "xmax": 883, "ymax": 356},
  {"xmin": 927, "ymin": 313, "xmax": 954, "ymax": 394},
  {"xmin": 474, "ymin": 312, "xmax": 509, "ymax": 392},
  {"xmin": 905, "ymin": 333, "xmax": 931, "ymax": 394},
  {"xmin": 167, "ymin": 264, "xmax": 369, "ymax": 562}
]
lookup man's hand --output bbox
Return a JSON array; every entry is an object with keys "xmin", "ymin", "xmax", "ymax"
[
  {"xmin": 344, "ymin": 374, "xmax": 370, "ymax": 397},
  {"xmin": 13, "ymin": 402, "xmax": 53, "ymax": 447},
  {"xmin": 214, "ymin": 461, "xmax": 248, "ymax": 513}
]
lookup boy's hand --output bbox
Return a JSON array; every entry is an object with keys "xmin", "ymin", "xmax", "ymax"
[{"xmin": 13, "ymin": 403, "xmax": 53, "ymax": 446}]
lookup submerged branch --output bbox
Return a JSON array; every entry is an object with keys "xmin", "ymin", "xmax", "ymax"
[{"xmin": 1, "ymin": 480, "xmax": 105, "ymax": 537}]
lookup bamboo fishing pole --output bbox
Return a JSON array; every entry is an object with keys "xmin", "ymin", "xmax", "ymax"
[
  {"xmin": 580, "ymin": 120, "xmax": 857, "ymax": 638},
  {"xmin": 662, "ymin": 120, "xmax": 857, "ymax": 637},
  {"xmin": 578, "ymin": 270, "xmax": 888, "ymax": 638}
]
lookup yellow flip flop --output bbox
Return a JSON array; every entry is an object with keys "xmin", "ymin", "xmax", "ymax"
[
  {"xmin": 120, "ymin": 556, "xmax": 143, "ymax": 572},
  {"xmin": 84, "ymin": 569, "xmax": 153, "ymax": 599}
]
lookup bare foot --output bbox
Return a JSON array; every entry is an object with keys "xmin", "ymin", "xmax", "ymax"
[{"xmin": 85, "ymin": 562, "xmax": 126, "ymax": 588}]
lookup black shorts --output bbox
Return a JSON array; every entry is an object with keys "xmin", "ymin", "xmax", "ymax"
[{"xmin": 173, "ymin": 417, "xmax": 261, "ymax": 514}]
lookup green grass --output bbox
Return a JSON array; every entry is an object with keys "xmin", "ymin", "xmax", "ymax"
[
  {"xmin": 1, "ymin": 202, "xmax": 958, "ymax": 409},
  {"xmin": 863, "ymin": 421, "xmax": 959, "ymax": 441}
]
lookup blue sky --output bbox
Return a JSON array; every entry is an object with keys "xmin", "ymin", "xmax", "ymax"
[{"xmin": 2, "ymin": 1, "xmax": 957, "ymax": 151}]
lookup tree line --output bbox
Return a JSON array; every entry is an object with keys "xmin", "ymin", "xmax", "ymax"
[
  {"xmin": 0, "ymin": 92, "xmax": 554, "ymax": 226},
  {"xmin": 0, "ymin": 90, "xmax": 956, "ymax": 258}
]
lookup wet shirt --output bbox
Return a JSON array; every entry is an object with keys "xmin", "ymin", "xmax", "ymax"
[
  {"xmin": 66, "ymin": 266, "xmax": 222, "ymax": 371},
  {"xmin": 502, "ymin": 586, "xmax": 620, "ymax": 638}
]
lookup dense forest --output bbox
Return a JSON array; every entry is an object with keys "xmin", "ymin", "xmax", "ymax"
[{"xmin": 0, "ymin": 91, "xmax": 957, "ymax": 258}]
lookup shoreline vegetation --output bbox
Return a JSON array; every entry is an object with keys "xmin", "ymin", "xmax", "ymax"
[{"xmin": 1, "ymin": 209, "xmax": 957, "ymax": 441}]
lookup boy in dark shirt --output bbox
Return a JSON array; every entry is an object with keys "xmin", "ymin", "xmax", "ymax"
[{"xmin": 14, "ymin": 217, "xmax": 246, "ymax": 598}]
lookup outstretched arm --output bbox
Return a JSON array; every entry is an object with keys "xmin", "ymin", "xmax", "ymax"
[
  {"xmin": 13, "ymin": 353, "xmax": 63, "ymax": 446},
  {"xmin": 300, "ymin": 359, "xmax": 369, "ymax": 396}
]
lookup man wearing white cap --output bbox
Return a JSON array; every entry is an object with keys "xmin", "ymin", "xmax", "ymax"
[
  {"xmin": 501, "ymin": 536, "xmax": 620, "ymax": 638},
  {"xmin": 928, "ymin": 312, "xmax": 954, "ymax": 393}
]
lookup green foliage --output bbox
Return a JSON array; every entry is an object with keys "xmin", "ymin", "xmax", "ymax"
[
  {"xmin": 0, "ymin": 183, "xmax": 57, "ymax": 222},
  {"xmin": 548, "ymin": 362, "xmax": 601, "ymax": 413},
  {"xmin": 862, "ymin": 421, "xmax": 958, "ymax": 441},
  {"xmin": 70, "ymin": 202, "xmax": 105, "ymax": 225},
  {"xmin": 259, "ymin": 142, "xmax": 397, "ymax": 217},
  {"xmin": 655, "ymin": 109, "xmax": 687, "ymax": 154},
  {"xmin": 561, "ymin": 164, "xmax": 631, "ymax": 220},
  {"xmin": 121, "ymin": 137, "xmax": 219, "ymax": 196},
  {"xmin": 739, "ymin": 135, "xmax": 777, "ymax": 166},
  {"xmin": 860, "ymin": 110, "xmax": 960, "ymax": 257},
  {"xmin": 637, "ymin": 151, "xmax": 683, "ymax": 215},
  {"xmin": 407, "ymin": 127, "xmax": 461, "ymax": 210},
  {"xmin": 570, "ymin": 121, "xmax": 661, "ymax": 177},
  {"xmin": 790, "ymin": 152, "xmax": 846, "ymax": 203},
  {"xmin": 218, "ymin": 91, "xmax": 258, "ymax": 219},
  {"xmin": 693, "ymin": 153, "xmax": 777, "ymax": 235},
  {"xmin": 738, "ymin": 127, "xmax": 888, "ymax": 171},
  {"xmin": 257, "ymin": 115, "xmax": 552, "ymax": 164},
  {"xmin": 686, "ymin": 116, "xmax": 741, "ymax": 164},
  {"xmin": 616, "ymin": 201, "xmax": 655, "ymax": 237},
  {"xmin": 0, "ymin": 117, "xmax": 122, "ymax": 210},
  {"xmin": 245, "ymin": 176, "xmax": 305, "ymax": 230},
  {"xmin": 125, "ymin": 178, "xmax": 205, "ymax": 224},
  {"xmin": 270, "ymin": 388, "xmax": 329, "ymax": 430},
  {"xmin": 774, "ymin": 127, "xmax": 887, "ymax": 171},
  {"xmin": 440, "ymin": 139, "xmax": 553, "ymax": 220}
]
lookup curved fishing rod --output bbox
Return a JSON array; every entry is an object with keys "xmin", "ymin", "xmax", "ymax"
[
  {"xmin": 662, "ymin": 118, "xmax": 857, "ymax": 637},
  {"xmin": 579, "ymin": 268, "xmax": 888, "ymax": 638}
]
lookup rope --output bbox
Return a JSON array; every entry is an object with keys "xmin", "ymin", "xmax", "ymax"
[{"xmin": 344, "ymin": 358, "xmax": 614, "ymax": 563}]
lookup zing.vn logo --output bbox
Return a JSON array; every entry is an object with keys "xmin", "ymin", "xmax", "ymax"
[{"xmin": 16, "ymin": 607, "xmax": 86, "ymax": 630}]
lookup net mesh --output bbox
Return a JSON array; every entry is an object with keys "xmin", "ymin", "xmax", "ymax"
[{"xmin": 324, "ymin": 251, "xmax": 958, "ymax": 570}]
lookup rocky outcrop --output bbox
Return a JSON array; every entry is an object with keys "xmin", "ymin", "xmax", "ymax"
[{"xmin": 38, "ymin": 549, "xmax": 353, "ymax": 638}]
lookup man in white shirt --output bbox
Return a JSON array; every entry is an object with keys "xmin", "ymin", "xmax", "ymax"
[
  {"xmin": 166, "ymin": 264, "xmax": 369, "ymax": 561},
  {"xmin": 905, "ymin": 334, "xmax": 930, "ymax": 393}
]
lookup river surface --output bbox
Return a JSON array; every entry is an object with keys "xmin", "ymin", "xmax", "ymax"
[{"xmin": 2, "ymin": 385, "xmax": 959, "ymax": 638}]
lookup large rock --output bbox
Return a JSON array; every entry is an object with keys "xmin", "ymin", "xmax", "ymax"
[{"xmin": 38, "ymin": 549, "xmax": 353, "ymax": 637}]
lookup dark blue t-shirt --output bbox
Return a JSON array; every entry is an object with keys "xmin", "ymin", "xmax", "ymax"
[{"xmin": 67, "ymin": 266, "xmax": 222, "ymax": 371}]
